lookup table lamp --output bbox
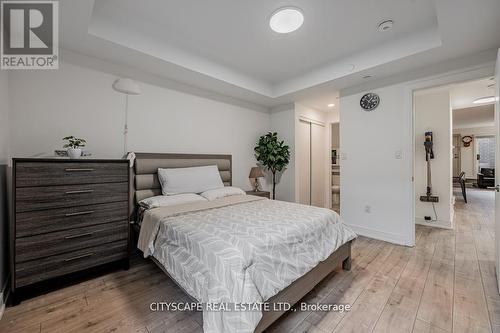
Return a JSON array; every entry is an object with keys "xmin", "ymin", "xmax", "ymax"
[{"xmin": 249, "ymin": 167, "xmax": 264, "ymax": 191}]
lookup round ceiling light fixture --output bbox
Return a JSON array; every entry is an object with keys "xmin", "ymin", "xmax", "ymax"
[
  {"xmin": 327, "ymin": 103, "xmax": 335, "ymax": 108},
  {"xmin": 378, "ymin": 20, "xmax": 394, "ymax": 32},
  {"xmin": 269, "ymin": 7, "xmax": 304, "ymax": 33},
  {"xmin": 473, "ymin": 96, "xmax": 499, "ymax": 104}
]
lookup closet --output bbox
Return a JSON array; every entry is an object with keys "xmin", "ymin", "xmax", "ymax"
[{"xmin": 298, "ymin": 119, "xmax": 325, "ymax": 207}]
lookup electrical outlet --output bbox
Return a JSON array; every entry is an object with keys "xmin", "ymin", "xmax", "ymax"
[{"xmin": 364, "ymin": 205, "xmax": 371, "ymax": 213}]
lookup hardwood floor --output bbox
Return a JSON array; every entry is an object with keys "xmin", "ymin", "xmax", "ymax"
[{"xmin": 1, "ymin": 188, "xmax": 498, "ymax": 333}]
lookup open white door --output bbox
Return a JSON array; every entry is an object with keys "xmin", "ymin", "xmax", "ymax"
[{"xmin": 495, "ymin": 49, "xmax": 500, "ymax": 293}]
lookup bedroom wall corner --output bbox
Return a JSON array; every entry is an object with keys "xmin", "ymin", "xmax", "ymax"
[
  {"xmin": 0, "ymin": 70, "xmax": 10, "ymax": 317},
  {"xmin": 270, "ymin": 105, "xmax": 296, "ymax": 202}
]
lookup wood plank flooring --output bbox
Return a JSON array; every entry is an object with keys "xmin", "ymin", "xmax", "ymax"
[{"xmin": 1, "ymin": 188, "xmax": 498, "ymax": 333}]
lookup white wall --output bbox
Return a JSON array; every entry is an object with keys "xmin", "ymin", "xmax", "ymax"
[
  {"xmin": 8, "ymin": 61, "xmax": 270, "ymax": 191},
  {"xmin": 269, "ymin": 107, "xmax": 295, "ymax": 202},
  {"xmin": 414, "ymin": 90, "xmax": 453, "ymax": 229},
  {"xmin": 340, "ymin": 85, "xmax": 413, "ymax": 245},
  {"xmin": 453, "ymin": 126, "xmax": 495, "ymax": 179}
]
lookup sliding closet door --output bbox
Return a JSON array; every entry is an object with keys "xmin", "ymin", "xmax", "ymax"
[
  {"xmin": 311, "ymin": 123, "xmax": 325, "ymax": 207},
  {"xmin": 298, "ymin": 120, "xmax": 311, "ymax": 205}
]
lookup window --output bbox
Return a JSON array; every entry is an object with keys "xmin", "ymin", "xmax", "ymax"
[{"xmin": 477, "ymin": 136, "xmax": 495, "ymax": 170}]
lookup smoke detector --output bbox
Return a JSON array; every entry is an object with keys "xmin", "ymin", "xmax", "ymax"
[{"xmin": 378, "ymin": 20, "xmax": 394, "ymax": 32}]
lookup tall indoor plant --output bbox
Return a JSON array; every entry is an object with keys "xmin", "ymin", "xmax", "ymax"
[{"xmin": 254, "ymin": 132, "xmax": 290, "ymax": 200}]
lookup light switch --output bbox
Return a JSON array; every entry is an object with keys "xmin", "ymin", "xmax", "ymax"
[
  {"xmin": 341, "ymin": 153, "xmax": 347, "ymax": 160},
  {"xmin": 395, "ymin": 150, "xmax": 403, "ymax": 159}
]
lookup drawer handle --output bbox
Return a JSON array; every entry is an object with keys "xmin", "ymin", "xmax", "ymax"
[
  {"xmin": 64, "ymin": 252, "xmax": 94, "ymax": 262},
  {"xmin": 64, "ymin": 232, "xmax": 93, "ymax": 239},
  {"xmin": 65, "ymin": 210, "xmax": 94, "ymax": 217},
  {"xmin": 65, "ymin": 189, "xmax": 94, "ymax": 195},
  {"xmin": 65, "ymin": 168, "xmax": 95, "ymax": 172}
]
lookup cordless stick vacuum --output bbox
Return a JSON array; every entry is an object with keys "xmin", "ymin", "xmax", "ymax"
[{"xmin": 420, "ymin": 132, "xmax": 439, "ymax": 203}]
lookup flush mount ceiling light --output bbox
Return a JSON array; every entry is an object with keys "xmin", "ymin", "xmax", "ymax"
[
  {"xmin": 378, "ymin": 20, "xmax": 394, "ymax": 32},
  {"xmin": 473, "ymin": 96, "xmax": 499, "ymax": 104},
  {"xmin": 327, "ymin": 103, "xmax": 335, "ymax": 108},
  {"xmin": 269, "ymin": 7, "xmax": 304, "ymax": 33}
]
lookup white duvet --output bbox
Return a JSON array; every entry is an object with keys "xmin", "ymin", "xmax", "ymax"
[{"xmin": 138, "ymin": 195, "xmax": 356, "ymax": 333}]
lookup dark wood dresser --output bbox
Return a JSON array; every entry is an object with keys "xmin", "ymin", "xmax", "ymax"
[{"xmin": 11, "ymin": 158, "xmax": 130, "ymax": 303}]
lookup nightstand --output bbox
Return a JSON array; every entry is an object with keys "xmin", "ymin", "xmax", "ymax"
[{"xmin": 246, "ymin": 190, "xmax": 271, "ymax": 199}]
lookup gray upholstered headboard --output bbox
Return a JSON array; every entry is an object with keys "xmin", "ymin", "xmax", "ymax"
[{"xmin": 132, "ymin": 153, "xmax": 232, "ymax": 205}]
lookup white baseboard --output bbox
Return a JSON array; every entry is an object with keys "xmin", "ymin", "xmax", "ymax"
[
  {"xmin": 346, "ymin": 223, "xmax": 412, "ymax": 246},
  {"xmin": 415, "ymin": 217, "xmax": 453, "ymax": 229}
]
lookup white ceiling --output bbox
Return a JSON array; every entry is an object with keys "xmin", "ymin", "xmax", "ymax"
[
  {"xmin": 450, "ymin": 77, "xmax": 496, "ymax": 110},
  {"xmin": 91, "ymin": 0, "xmax": 438, "ymax": 85},
  {"xmin": 414, "ymin": 77, "xmax": 496, "ymax": 128},
  {"xmin": 451, "ymin": 78, "xmax": 496, "ymax": 128},
  {"xmin": 59, "ymin": 0, "xmax": 500, "ymax": 111},
  {"xmin": 453, "ymin": 105, "xmax": 494, "ymax": 129}
]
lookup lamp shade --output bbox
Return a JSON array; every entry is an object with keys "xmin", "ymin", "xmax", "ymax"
[
  {"xmin": 249, "ymin": 167, "xmax": 264, "ymax": 178},
  {"xmin": 112, "ymin": 78, "xmax": 141, "ymax": 95}
]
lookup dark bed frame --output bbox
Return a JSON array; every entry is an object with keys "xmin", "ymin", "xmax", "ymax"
[{"xmin": 130, "ymin": 152, "xmax": 352, "ymax": 333}]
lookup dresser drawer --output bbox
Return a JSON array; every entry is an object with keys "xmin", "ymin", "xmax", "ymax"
[
  {"xmin": 16, "ymin": 201, "xmax": 128, "ymax": 237},
  {"xmin": 15, "ymin": 162, "xmax": 128, "ymax": 187},
  {"xmin": 15, "ymin": 241, "xmax": 128, "ymax": 288},
  {"xmin": 16, "ymin": 221, "xmax": 128, "ymax": 262},
  {"xmin": 16, "ymin": 182, "xmax": 128, "ymax": 213}
]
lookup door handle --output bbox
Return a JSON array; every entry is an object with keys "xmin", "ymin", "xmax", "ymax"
[{"xmin": 488, "ymin": 185, "xmax": 500, "ymax": 192}]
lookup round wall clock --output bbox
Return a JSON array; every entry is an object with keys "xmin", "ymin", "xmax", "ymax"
[
  {"xmin": 462, "ymin": 135, "xmax": 473, "ymax": 147},
  {"xmin": 360, "ymin": 93, "xmax": 380, "ymax": 111}
]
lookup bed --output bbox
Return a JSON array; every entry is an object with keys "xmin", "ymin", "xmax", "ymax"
[{"xmin": 130, "ymin": 152, "xmax": 356, "ymax": 333}]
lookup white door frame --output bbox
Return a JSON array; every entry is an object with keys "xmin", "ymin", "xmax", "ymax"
[
  {"xmin": 403, "ymin": 62, "xmax": 495, "ymax": 246},
  {"xmin": 494, "ymin": 49, "xmax": 500, "ymax": 293}
]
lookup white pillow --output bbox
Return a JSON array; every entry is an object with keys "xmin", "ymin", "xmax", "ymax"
[
  {"xmin": 139, "ymin": 193, "xmax": 207, "ymax": 209},
  {"xmin": 200, "ymin": 186, "xmax": 246, "ymax": 201},
  {"xmin": 157, "ymin": 165, "xmax": 224, "ymax": 195}
]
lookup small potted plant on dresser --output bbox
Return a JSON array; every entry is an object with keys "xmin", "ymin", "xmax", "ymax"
[{"xmin": 63, "ymin": 136, "xmax": 86, "ymax": 159}]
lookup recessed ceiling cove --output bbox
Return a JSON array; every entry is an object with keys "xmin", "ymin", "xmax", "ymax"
[{"xmin": 87, "ymin": 0, "xmax": 441, "ymax": 97}]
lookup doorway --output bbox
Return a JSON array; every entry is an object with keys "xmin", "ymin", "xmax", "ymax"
[{"xmin": 413, "ymin": 77, "xmax": 497, "ymax": 232}]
